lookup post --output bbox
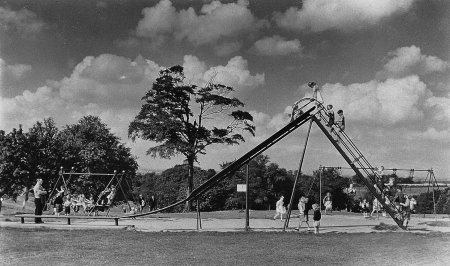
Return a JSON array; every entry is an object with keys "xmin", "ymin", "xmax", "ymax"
[
  {"xmin": 245, "ymin": 163, "xmax": 250, "ymax": 231},
  {"xmin": 319, "ymin": 166, "xmax": 322, "ymax": 212},
  {"xmin": 284, "ymin": 119, "xmax": 314, "ymax": 231},
  {"xmin": 196, "ymin": 200, "xmax": 202, "ymax": 230},
  {"xmin": 432, "ymin": 188, "xmax": 436, "ymax": 221}
]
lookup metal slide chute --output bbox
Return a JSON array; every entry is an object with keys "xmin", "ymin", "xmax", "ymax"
[{"xmin": 121, "ymin": 104, "xmax": 318, "ymax": 219}]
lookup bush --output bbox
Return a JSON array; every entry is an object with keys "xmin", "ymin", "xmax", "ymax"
[{"xmin": 416, "ymin": 189, "xmax": 448, "ymax": 214}]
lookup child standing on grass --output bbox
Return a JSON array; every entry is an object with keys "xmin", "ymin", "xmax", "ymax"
[
  {"xmin": 312, "ymin": 204, "xmax": 321, "ymax": 234},
  {"xmin": 360, "ymin": 199, "xmax": 370, "ymax": 218},
  {"xmin": 64, "ymin": 195, "xmax": 71, "ymax": 216},
  {"xmin": 296, "ymin": 196, "xmax": 310, "ymax": 231},
  {"xmin": 273, "ymin": 196, "xmax": 286, "ymax": 221}
]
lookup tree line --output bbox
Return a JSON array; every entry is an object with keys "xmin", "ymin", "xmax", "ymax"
[
  {"xmin": 133, "ymin": 155, "xmax": 352, "ymax": 212},
  {"xmin": 0, "ymin": 116, "xmax": 138, "ymax": 202}
]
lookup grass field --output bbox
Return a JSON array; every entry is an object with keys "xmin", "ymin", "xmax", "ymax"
[{"xmin": 1, "ymin": 228, "xmax": 450, "ymax": 266}]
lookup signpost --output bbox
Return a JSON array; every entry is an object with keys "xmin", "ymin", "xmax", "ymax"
[{"xmin": 237, "ymin": 164, "xmax": 250, "ymax": 231}]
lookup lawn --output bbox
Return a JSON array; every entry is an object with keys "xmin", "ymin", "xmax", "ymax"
[{"xmin": 1, "ymin": 228, "xmax": 449, "ymax": 266}]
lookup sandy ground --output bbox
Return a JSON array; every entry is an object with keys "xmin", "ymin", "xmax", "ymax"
[
  {"xmin": 2, "ymin": 212, "xmax": 450, "ymax": 234},
  {"xmin": 2, "ymin": 198, "xmax": 449, "ymax": 233}
]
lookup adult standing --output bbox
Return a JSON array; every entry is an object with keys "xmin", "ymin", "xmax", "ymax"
[
  {"xmin": 149, "ymin": 195, "xmax": 157, "ymax": 211},
  {"xmin": 323, "ymin": 192, "xmax": 333, "ymax": 214},
  {"xmin": 138, "ymin": 194, "xmax": 146, "ymax": 213},
  {"xmin": 33, "ymin": 178, "xmax": 47, "ymax": 223}
]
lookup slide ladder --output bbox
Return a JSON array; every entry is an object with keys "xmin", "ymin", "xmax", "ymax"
[{"xmin": 311, "ymin": 105, "xmax": 405, "ymax": 229}]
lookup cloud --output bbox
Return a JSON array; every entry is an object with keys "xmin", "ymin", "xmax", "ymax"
[
  {"xmin": 1, "ymin": 53, "xmax": 264, "ymax": 137},
  {"xmin": 377, "ymin": 45, "xmax": 449, "ymax": 79},
  {"xmin": 213, "ymin": 41, "xmax": 242, "ymax": 57},
  {"xmin": 57, "ymin": 54, "xmax": 161, "ymax": 108},
  {"xmin": 252, "ymin": 35, "xmax": 303, "ymax": 56},
  {"xmin": 248, "ymin": 110, "xmax": 290, "ymax": 143},
  {"xmin": 183, "ymin": 55, "xmax": 265, "ymax": 91},
  {"xmin": 0, "ymin": 7, "xmax": 45, "ymax": 36},
  {"xmin": 0, "ymin": 86, "xmax": 66, "ymax": 128},
  {"xmin": 322, "ymin": 75, "xmax": 427, "ymax": 125},
  {"xmin": 425, "ymin": 94, "xmax": 450, "ymax": 122},
  {"xmin": 407, "ymin": 127, "xmax": 450, "ymax": 143},
  {"xmin": 0, "ymin": 54, "xmax": 163, "ymax": 133},
  {"xmin": 136, "ymin": 0, "xmax": 265, "ymax": 46},
  {"xmin": 0, "ymin": 58, "xmax": 32, "ymax": 86},
  {"xmin": 274, "ymin": 0, "xmax": 414, "ymax": 32},
  {"xmin": 203, "ymin": 56, "xmax": 265, "ymax": 90}
]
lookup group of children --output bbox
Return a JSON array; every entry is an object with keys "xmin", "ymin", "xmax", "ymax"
[
  {"xmin": 273, "ymin": 195, "xmax": 322, "ymax": 234},
  {"xmin": 325, "ymin": 104, "xmax": 345, "ymax": 142},
  {"xmin": 50, "ymin": 185, "xmax": 117, "ymax": 216},
  {"xmin": 52, "ymin": 192, "xmax": 96, "ymax": 216}
]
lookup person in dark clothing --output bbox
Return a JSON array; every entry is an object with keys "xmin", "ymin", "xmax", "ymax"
[
  {"xmin": 313, "ymin": 203, "xmax": 321, "ymax": 234},
  {"xmin": 149, "ymin": 195, "xmax": 157, "ymax": 211}
]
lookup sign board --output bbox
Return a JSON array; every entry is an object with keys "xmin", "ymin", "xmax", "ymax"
[{"xmin": 237, "ymin": 184, "xmax": 247, "ymax": 192}]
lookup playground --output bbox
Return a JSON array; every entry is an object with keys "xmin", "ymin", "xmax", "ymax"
[
  {"xmin": 2, "ymin": 86, "xmax": 450, "ymax": 265},
  {"xmin": 1, "ymin": 207, "xmax": 450, "ymax": 265}
]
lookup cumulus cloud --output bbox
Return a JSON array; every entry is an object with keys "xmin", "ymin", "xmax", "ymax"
[
  {"xmin": 56, "ymin": 54, "xmax": 161, "ymax": 108},
  {"xmin": 0, "ymin": 58, "xmax": 32, "ymax": 86},
  {"xmin": 0, "ymin": 86, "xmax": 66, "ymax": 128},
  {"xmin": 0, "ymin": 7, "xmax": 45, "ymax": 36},
  {"xmin": 1, "ymin": 53, "xmax": 264, "ymax": 136},
  {"xmin": 377, "ymin": 45, "xmax": 449, "ymax": 79},
  {"xmin": 247, "ymin": 110, "xmax": 291, "ymax": 143},
  {"xmin": 322, "ymin": 75, "xmax": 427, "ymax": 125},
  {"xmin": 425, "ymin": 94, "xmax": 450, "ymax": 122},
  {"xmin": 252, "ymin": 35, "xmax": 303, "ymax": 56},
  {"xmin": 0, "ymin": 54, "xmax": 163, "ymax": 133},
  {"xmin": 183, "ymin": 55, "xmax": 265, "ymax": 91},
  {"xmin": 136, "ymin": 0, "xmax": 265, "ymax": 46},
  {"xmin": 274, "ymin": 0, "xmax": 414, "ymax": 33}
]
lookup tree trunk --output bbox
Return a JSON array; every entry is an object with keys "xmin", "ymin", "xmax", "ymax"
[{"xmin": 185, "ymin": 158, "xmax": 194, "ymax": 212}]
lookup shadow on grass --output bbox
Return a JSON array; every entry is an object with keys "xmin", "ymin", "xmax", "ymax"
[
  {"xmin": 373, "ymin": 222, "xmax": 399, "ymax": 231},
  {"xmin": 418, "ymin": 221, "xmax": 450, "ymax": 227}
]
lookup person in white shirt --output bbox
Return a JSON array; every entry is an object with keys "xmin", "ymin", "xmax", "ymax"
[{"xmin": 33, "ymin": 178, "xmax": 47, "ymax": 223}]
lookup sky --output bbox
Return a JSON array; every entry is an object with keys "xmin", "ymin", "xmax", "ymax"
[{"xmin": 1, "ymin": 0, "xmax": 449, "ymax": 181}]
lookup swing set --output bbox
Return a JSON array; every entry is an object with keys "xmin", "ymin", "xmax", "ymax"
[
  {"xmin": 318, "ymin": 166, "xmax": 446, "ymax": 218},
  {"xmin": 46, "ymin": 167, "xmax": 133, "ymax": 216}
]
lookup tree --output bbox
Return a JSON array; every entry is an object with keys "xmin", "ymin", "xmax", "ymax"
[
  {"xmin": 59, "ymin": 116, "xmax": 138, "ymax": 199},
  {"xmin": 129, "ymin": 65, "xmax": 254, "ymax": 210},
  {"xmin": 0, "ymin": 116, "xmax": 138, "ymax": 204},
  {"xmin": 313, "ymin": 168, "xmax": 350, "ymax": 211},
  {"xmin": 0, "ymin": 119, "xmax": 62, "ymax": 200}
]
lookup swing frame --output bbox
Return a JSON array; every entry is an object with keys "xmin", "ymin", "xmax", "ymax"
[{"xmin": 46, "ymin": 167, "xmax": 132, "ymax": 216}]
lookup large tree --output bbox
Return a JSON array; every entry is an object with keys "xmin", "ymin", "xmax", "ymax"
[
  {"xmin": 0, "ymin": 116, "xmax": 138, "ymax": 203},
  {"xmin": 59, "ymin": 116, "xmax": 138, "ymax": 199},
  {"xmin": 129, "ymin": 65, "xmax": 254, "ymax": 210},
  {"xmin": 0, "ymin": 119, "xmax": 61, "ymax": 200}
]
